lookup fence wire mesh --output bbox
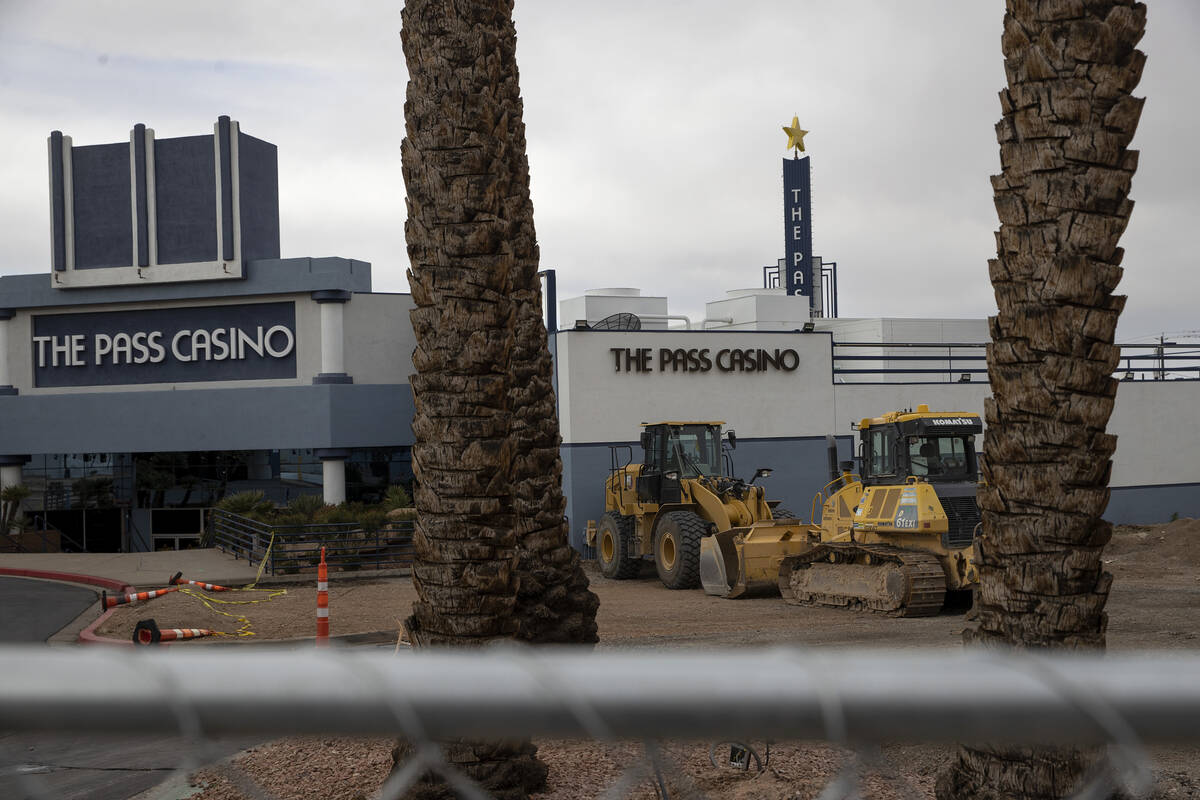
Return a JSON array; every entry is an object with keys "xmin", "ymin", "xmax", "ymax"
[{"xmin": 2, "ymin": 645, "xmax": 1196, "ymax": 800}]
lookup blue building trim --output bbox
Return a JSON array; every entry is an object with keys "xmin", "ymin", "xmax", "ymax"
[
  {"xmin": 0, "ymin": 257, "xmax": 372, "ymax": 310},
  {"xmin": 560, "ymin": 434, "xmax": 854, "ymax": 553},
  {"xmin": 0, "ymin": 383, "xmax": 413, "ymax": 454},
  {"xmin": 314, "ymin": 374, "xmax": 354, "ymax": 385},
  {"xmin": 558, "ymin": 434, "xmax": 1193, "ymax": 553},
  {"xmin": 1107, "ymin": 482, "xmax": 1200, "ymax": 525}
]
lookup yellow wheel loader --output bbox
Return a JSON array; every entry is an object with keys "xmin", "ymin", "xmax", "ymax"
[
  {"xmin": 588, "ymin": 422, "xmax": 810, "ymax": 593},
  {"xmin": 701, "ymin": 405, "xmax": 983, "ymax": 616}
]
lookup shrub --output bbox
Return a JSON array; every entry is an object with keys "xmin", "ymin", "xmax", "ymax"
[
  {"xmin": 1, "ymin": 484, "xmax": 31, "ymax": 535},
  {"xmin": 287, "ymin": 493, "xmax": 327, "ymax": 520},
  {"xmin": 215, "ymin": 490, "xmax": 275, "ymax": 519},
  {"xmin": 384, "ymin": 484, "xmax": 413, "ymax": 510}
]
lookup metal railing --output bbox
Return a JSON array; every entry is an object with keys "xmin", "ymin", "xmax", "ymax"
[
  {"xmin": 210, "ymin": 509, "xmax": 414, "ymax": 576},
  {"xmin": 0, "ymin": 514, "xmax": 86, "ymax": 554},
  {"xmin": 832, "ymin": 341, "xmax": 1200, "ymax": 383},
  {"xmin": 1, "ymin": 646, "xmax": 1196, "ymax": 800}
]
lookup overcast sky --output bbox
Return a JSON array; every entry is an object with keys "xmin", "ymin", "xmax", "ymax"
[{"xmin": 1, "ymin": 1, "xmax": 1196, "ymax": 342}]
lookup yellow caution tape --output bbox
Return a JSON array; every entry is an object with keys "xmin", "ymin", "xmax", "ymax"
[
  {"xmin": 174, "ymin": 532, "xmax": 288, "ymax": 637},
  {"xmin": 245, "ymin": 531, "xmax": 277, "ymax": 589},
  {"xmin": 177, "ymin": 584, "xmax": 288, "ymax": 638}
]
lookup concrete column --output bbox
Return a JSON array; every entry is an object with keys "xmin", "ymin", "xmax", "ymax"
[
  {"xmin": 0, "ymin": 309, "xmax": 16, "ymax": 395},
  {"xmin": 311, "ymin": 290, "xmax": 352, "ymax": 384},
  {"xmin": 316, "ymin": 449, "xmax": 351, "ymax": 506},
  {"xmin": 321, "ymin": 301, "xmax": 344, "ymax": 374},
  {"xmin": 0, "ymin": 465, "xmax": 22, "ymax": 492},
  {"xmin": 0, "ymin": 456, "xmax": 28, "ymax": 534}
]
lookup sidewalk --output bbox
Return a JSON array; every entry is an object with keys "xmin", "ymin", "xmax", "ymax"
[{"xmin": 0, "ymin": 547, "xmax": 264, "ymax": 589}]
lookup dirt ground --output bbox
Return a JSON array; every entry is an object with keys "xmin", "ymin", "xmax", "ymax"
[{"xmin": 112, "ymin": 521, "xmax": 1200, "ymax": 799}]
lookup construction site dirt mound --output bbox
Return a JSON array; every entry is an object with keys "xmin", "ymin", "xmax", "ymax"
[{"xmin": 1106, "ymin": 519, "xmax": 1200, "ymax": 572}]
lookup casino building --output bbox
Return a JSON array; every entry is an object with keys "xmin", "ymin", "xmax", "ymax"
[
  {"xmin": 0, "ymin": 119, "xmax": 417, "ymax": 551},
  {"xmin": 1, "ymin": 119, "xmax": 1197, "ymax": 554}
]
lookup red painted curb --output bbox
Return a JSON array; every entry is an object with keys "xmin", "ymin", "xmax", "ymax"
[
  {"xmin": 0, "ymin": 567, "xmax": 131, "ymax": 594},
  {"xmin": 78, "ymin": 607, "xmax": 132, "ymax": 647}
]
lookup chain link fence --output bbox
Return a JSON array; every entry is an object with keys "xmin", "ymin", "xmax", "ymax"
[{"xmin": 2, "ymin": 645, "xmax": 1197, "ymax": 800}]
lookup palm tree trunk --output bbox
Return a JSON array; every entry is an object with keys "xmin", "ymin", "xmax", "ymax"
[
  {"xmin": 401, "ymin": 0, "xmax": 521, "ymax": 651},
  {"xmin": 496, "ymin": 91, "xmax": 599, "ymax": 645},
  {"xmin": 396, "ymin": 0, "xmax": 583, "ymax": 795},
  {"xmin": 938, "ymin": 2, "xmax": 1146, "ymax": 798},
  {"xmin": 509, "ymin": 280, "xmax": 600, "ymax": 645}
]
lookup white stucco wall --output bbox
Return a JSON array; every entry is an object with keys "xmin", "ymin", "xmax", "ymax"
[
  {"xmin": 554, "ymin": 327, "xmax": 1200, "ymax": 494},
  {"xmin": 342, "ymin": 292, "xmax": 416, "ymax": 384},
  {"xmin": 1109, "ymin": 380, "xmax": 1200, "ymax": 488},
  {"xmin": 554, "ymin": 330, "xmax": 836, "ymax": 443}
]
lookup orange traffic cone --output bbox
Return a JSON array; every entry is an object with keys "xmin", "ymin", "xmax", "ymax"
[
  {"xmin": 133, "ymin": 618, "xmax": 217, "ymax": 645},
  {"xmin": 316, "ymin": 546, "xmax": 329, "ymax": 647},
  {"xmin": 102, "ymin": 586, "xmax": 179, "ymax": 610},
  {"xmin": 168, "ymin": 571, "xmax": 232, "ymax": 591}
]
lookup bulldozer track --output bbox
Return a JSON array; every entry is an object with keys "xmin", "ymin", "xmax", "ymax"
[{"xmin": 778, "ymin": 543, "xmax": 947, "ymax": 617}]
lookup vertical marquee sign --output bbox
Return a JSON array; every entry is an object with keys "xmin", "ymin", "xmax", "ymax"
[{"xmin": 782, "ymin": 155, "xmax": 813, "ymax": 299}]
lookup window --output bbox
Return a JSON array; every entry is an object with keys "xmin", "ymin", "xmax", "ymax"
[
  {"xmin": 669, "ymin": 425, "xmax": 722, "ymax": 478},
  {"xmin": 908, "ymin": 436, "xmax": 971, "ymax": 478},
  {"xmin": 871, "ymin": 430, "xmax": 894, "ymax": 476}
]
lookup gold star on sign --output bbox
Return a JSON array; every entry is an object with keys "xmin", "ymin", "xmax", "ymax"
[{"xmin": 783, "ymin": 115, "xmax": 808, "ymax": 153}]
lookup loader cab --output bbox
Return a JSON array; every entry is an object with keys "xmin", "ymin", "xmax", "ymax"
[
  {"xmin": 637, "ymin": 422, "xmax": 724, "ymax": 504},
  {"xmin": 859, "ymin": 410, "xmax": 982, "ymax": 487}
]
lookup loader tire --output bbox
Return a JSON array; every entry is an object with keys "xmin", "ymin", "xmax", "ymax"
[
  {"xmin": 654, "ymin": 511, "xmax": 707, "ymax": 590},
  {"xmin": 597, "ymin": 512, "xmax": 640, "ymax": 580},
  {"xmin": 772, "ymin": 508, "xmax": 798, "ymax": 520}
]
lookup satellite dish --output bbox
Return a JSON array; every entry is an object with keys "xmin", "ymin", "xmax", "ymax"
[{"xmin": 591, "ymin": 312, "xmax": 642, "ymax": 331}]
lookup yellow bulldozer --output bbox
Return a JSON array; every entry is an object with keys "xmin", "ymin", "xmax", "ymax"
[
  {"xmin": 700, "ymin": 404, "xmax": 983, "ymax": 615},
  {"xmin": 588, "ymin": 421, "xmax": 810, "ymax": 591}
]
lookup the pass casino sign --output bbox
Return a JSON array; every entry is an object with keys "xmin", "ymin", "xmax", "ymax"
[
  {"xmin": 609, "ymin": 346, "xmax": 800, "ymax": 374},
  {"xmin": 32, "ymin": 302, "xmax": 297, "ymax": 387}
]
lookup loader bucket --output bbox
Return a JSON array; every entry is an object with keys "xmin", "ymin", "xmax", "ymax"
[
  {"xmin": 701, "ymin": 525, "xmax": 812, "ymax": 599},
  {"xmin": 700, "ymin": 530, "xmax": 744, "ymax": 598}
]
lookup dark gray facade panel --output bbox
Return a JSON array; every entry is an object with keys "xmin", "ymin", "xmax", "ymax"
[
  {"xmin": 133, "ymin": 124, "xmax": 149, "ymax": 267},
  {"xmin": 154, "ymin": 135, "xmax": 217, "ymax": 265},
  {"xmin": 130, "ymin": 509, "xmax": 153, "ymax": 551},
  {"xmin": 1107, "ymin": 483, "xmax": 1200, "ymax": 525},
  {"xmin": 0, "ymin": 257, "xmax": 372, "ymax": 310},
  {"xmin": 0, "ymin": 384, "xmax": 413, "ymax": 454},
  {"xmin": 237, "ymin": 133, "xmax": 281, "ymax": 262},
  {"xmin": 49, "ymin": 131, "xmax": 66, "ymax": 271},
  {"xmin": 71, "ymin": 143, "xmax": 133, "ymax": 269},
  {"xmin": 218, "ymin": 117, "xmax": 234, "ymax": 261},
  {"xmin": 329, "ymin": 384, "xmax": 415, "ymax": 448},
  {"xmin": 31, "ymin": 302, "xmax": 297, "ymax": 387},
  {"xmin": 311, "ymin": 289, "xmax": 351, "ymax": 304}
]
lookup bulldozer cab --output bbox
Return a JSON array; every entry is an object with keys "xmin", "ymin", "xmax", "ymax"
[
  {"xmin": 859, "ymin": 407, "xmax": 981, "ymax": 487},
  {"xmin": 636, "ymin": 422, "xmax": 725, "ymax": 505}
]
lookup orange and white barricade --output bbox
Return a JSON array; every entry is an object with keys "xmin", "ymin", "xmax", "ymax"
[
  {"xmin": 133, "ymin": 618, "xmax": 218, "ymax": 645},
  {"xmin": 168, "ymin": 571, "xmax": 232, "ymax": 591},
  {"xmin": 101, "ymin": 586, "xmax": 178, "ymax": 610},
  {"xmin": 316, "ymin": 546, "xmax": 329, "ymax": 646}
]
